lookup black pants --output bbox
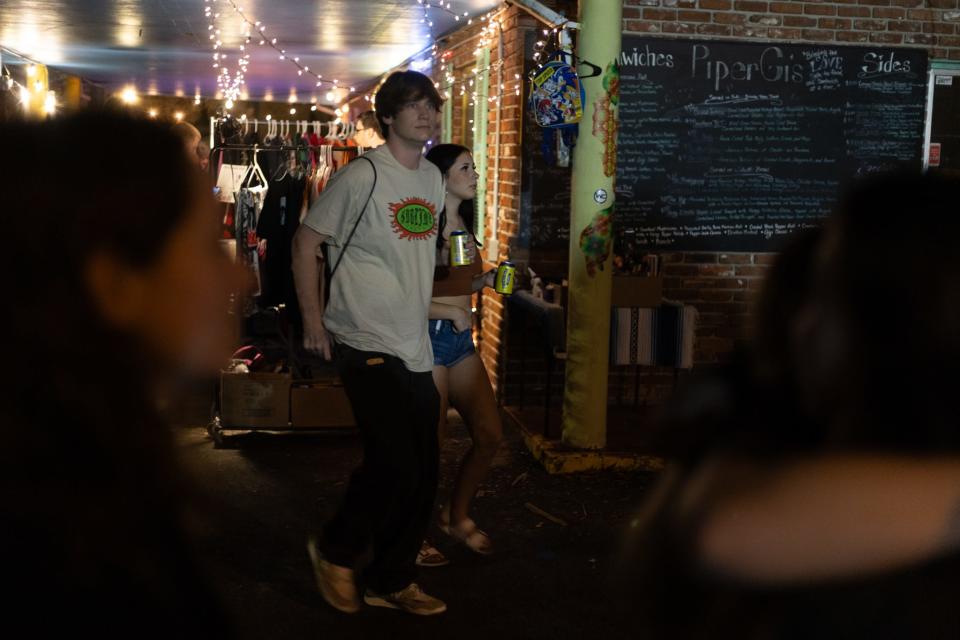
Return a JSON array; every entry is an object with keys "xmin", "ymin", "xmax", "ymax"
[{"xmin": 321, "ymin": 344, "xmax": 441, "ymax": 594}]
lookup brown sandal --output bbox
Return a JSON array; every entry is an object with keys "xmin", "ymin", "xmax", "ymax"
[
  {"xmin": 439, "ymin": 517, "xmax": 494, "ymax": 556},
  {"xmin": 416, "ymin": 541, "xmax": 449, "ymax": 567}
]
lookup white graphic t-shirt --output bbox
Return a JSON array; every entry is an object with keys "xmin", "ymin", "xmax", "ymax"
[{"xmin": 301, "ymin": 144, "xmax": 444, "ymax": 372}]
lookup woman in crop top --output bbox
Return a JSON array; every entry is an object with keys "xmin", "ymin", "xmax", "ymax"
[{"xmin": 417, "ymin": 144, "xmax": 501, "ymax": 567}]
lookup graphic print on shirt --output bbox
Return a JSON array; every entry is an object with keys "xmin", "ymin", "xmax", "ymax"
[{"xmin": 389, "ymin": 197, "xmax": 438, "ymax": 241}]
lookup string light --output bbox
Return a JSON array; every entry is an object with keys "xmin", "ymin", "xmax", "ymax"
[
  {"xmin": 529, "ymin": 25, "xmax": 567, "ymax": 79},
  {"xmin": 43, "ymin": 90, "xmax": 56, "ymax": 115},
  {"xmin": 356, "ymin": 8, "xmax": 513, "ymax": 110},
  {"xmin": 213, "ymin": 0, "xmax": 354, "ymax": 102},
  {"xmin": 121, "ymin": 85, "xmax": 139, "ymax": 104},
  {"xmin": 416, "ymin": 0, "xmax": 472, "ymax": 36},
  {"xmin": 1, "ymin": 58, "xmax": 63, "ymax": 117},
  {"xmin": 205, "ymin": 0, "xmax": 249, "ymax": 107}
]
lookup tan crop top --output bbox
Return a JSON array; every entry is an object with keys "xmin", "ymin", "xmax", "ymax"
[{"xmin": 433, "ymin": 259, "xmax": 483, "ymax": 297}]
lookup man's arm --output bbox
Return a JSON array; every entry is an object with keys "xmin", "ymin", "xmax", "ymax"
[
  {"xmin": 690, "ymin": 455, "xmax": 960, "ymax": 584},
  {"xmin": 291, "ymin": 225, "xmax": 333, "ymax": 360}
]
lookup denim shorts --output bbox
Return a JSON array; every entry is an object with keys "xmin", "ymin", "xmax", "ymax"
[{"xmin": 429, "ymin": 319, "xmax": 476, "ymax": 368}]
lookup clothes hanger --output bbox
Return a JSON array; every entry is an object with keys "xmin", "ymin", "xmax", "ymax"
[
  {"xmin": 251, "ymin": 146, "xmax": 268, "ymax": 189},
  {"xmin": 273, "ymin": 150, "xmax": 289, "ymax": 181}
]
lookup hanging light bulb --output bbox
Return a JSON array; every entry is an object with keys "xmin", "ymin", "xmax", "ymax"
[
  {"xmin": 43, "ymin": 91, "xmax": 56, "ymax": 115},
  {"xmin": 121, "ymin": 86, "xmax": 139, "ymax": 104}
]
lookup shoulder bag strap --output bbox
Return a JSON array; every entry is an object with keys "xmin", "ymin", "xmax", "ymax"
[{"xmin": 329, "ymin": 155, "xmax": 377, "ymax": 279}]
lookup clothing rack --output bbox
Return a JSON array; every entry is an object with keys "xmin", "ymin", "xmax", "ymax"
[
  {"xmin": 213, "ymin": 143, "xmax": 360, "ymax": 152},
  {"xmin": 208, "ymin": 143, "xmax": 369, "ymax": 190},
  {"xmin": 209, "ymin": 117, "xmax": 356, "ymax": 149}
]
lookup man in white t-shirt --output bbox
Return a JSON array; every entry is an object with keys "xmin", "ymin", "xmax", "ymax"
[{"xmin": 292, "ymin": 71, "xmax": 447, "ymax": 616}]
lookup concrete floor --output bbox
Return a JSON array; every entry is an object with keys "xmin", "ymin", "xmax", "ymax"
[{"xmin": 179, "ymin": 412, "xmax": 655, "ymax": 640}]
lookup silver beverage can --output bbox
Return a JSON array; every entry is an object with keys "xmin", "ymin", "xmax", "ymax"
[
  {"xmin": 450, "ymin": 230, "xmax": 471, "ymax": 266},
  {"xmin": 495, "ymin": 261, "xmax": 516, "ymax": 295}
]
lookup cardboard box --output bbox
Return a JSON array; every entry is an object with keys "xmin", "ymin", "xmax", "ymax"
[
  {"xmin": 220, "ymin": 371, "xmax": 291, "ymax": 428},
  {"xmin": 611, "ymin": 276, "xmax": 663, "ymax": 308},
  {"xmin": 290, "ymin": 382, "xmax": 356, "ymax": 428}
]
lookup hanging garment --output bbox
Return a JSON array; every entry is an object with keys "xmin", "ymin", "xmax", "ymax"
[
  {"xmin": 259, "ymin": 135, "xmax": 284, "ymax": 183},
  {"xmin": 256, "ymin": 174, "xmax": 306, "ymax": 316},
  {"xmin": 235, "ymin": 187, "xmax": 265, "ymax": 298}
]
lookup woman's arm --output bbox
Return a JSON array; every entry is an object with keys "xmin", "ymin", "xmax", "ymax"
[
  {"xmin": 690, "ymin": 455, "xmax": 960, "ymax": 584},
  {"xmin": 429, "ymin": 301, "xmax": 471, "ymax": 332}
]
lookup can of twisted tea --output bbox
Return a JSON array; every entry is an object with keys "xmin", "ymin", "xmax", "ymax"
[
  {"xmin": 450, "ymin": 230, "xmax": 471, "ymax": 266},
  {"xmin": 495, "ymin": 261, "xmax": 516, "ymax": 295}
]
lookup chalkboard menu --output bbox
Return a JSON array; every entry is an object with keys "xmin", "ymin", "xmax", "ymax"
[{"xmin": 615, "ymin": 37, "xmax": 929, "ymax": 252}]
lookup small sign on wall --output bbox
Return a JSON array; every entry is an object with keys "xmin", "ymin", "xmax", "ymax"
[
  {"xmin": 935, "ymin": 75, "xmax": 954, "ymax": 86},
  {"xmin": 929, "ymin": 142, "xmax": 942, "ymax": 167}
]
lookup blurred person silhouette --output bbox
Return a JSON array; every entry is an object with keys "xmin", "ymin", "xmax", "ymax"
[
  {"xmin": 172, "ymin": 120, "xmax": 203, "ymax": 166},
  {"xmin": 625, "ymin": 172, "xmax": 960, "ymax": 638},
  {"xmin": 0, "ymin": 112, "xmax": 244, "ymax": 637},
  {"xmin": 197, "ymin": 139, "xmax": 211, "ymax": 173}
]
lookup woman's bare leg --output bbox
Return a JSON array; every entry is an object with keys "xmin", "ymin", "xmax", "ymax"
[{"xmin": 446, "ymin": 353, "xmax": 503, "ymax": 525}]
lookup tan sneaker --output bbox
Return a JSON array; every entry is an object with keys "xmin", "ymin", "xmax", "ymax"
[
  {"xmin": 363, "ymin": 583, "xmax": 447, "ymax": 616},
  {"xmin": 306, "ymin": 536, "xmax": 360, "ymax": 614}
]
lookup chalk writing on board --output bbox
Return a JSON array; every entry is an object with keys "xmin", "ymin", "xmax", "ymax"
[
  {"xmin": 804, "ymin": 49, "xmax": 843, "ymax": 92},
  {"xmin": 614, "ymin": 37, "xmax": 927, "ymax": 253}
]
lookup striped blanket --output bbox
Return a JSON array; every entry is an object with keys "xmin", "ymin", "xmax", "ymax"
[{"xmin": 610, "ymin": 304, "xmax": 698, "ymax": 369}]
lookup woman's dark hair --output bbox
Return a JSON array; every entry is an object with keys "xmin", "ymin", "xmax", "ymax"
[
  {"xmin": 425, "ymin": 143, "xmax": 479, "ymax": 253},
  {"xmin": 0, "ymin": 112, "xmax": 226, "ymax": 633},
  {"xmin": 374, "ymin": 70, "xmax": 443, "ymax": 141}
]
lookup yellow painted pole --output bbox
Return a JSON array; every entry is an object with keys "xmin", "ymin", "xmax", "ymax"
[
  {"xmin": 24, "ymin": 63, "xmax": 49, "ymax": 117},
  {"xmin": 64, "ymin": 76, "xmax": 83, "ymax": 110},
  {"xmin": 561, "ymin": 0, "xmax": 621, "ymax": 449}
]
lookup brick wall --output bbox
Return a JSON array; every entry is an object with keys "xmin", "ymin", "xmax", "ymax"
[
  {"xmin": 424, "ymin": 6, "xmax": 535, "ymax": 397},
  {"xmin": 624, "ymin": 0, "xmax": 960, "ymax": 57}
]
